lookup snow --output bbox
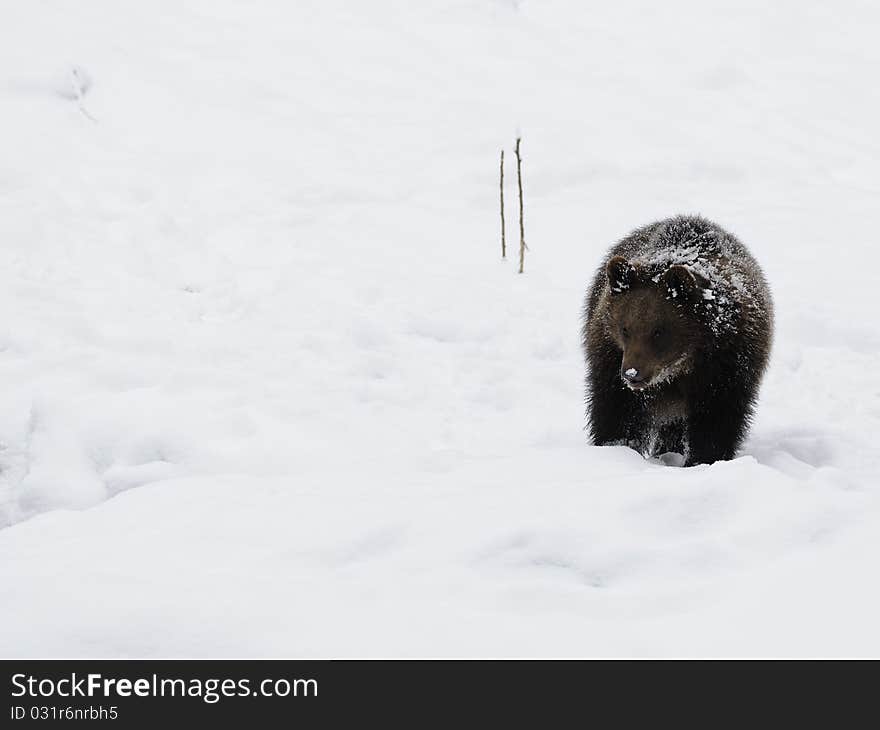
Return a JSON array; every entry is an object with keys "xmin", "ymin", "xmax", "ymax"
[{"xmin": 1, "ymin": 0, "xmax": 879, "ymax": 657}]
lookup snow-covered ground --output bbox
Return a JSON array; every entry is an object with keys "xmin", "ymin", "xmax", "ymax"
[{"xmin": 1, "ymin": 0, "xmax": 879, "ymax": 656}]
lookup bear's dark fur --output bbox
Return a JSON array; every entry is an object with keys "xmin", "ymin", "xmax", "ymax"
[{"xmin": 582, "ymin": 215, "xmax": 773, "ymax": 466}]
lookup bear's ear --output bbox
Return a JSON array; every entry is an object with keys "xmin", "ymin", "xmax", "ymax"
[
  {"xmin": 663, "ymin": 265, "xmax": 697, "ymax": 301},
  {"xmin": 606, "ymin": 256, "xmax": 634, "ymax": 294}
]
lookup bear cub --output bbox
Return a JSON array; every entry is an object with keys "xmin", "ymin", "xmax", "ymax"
[{"xmin": 582, "ymin": 215, "xmax": 773, "ymax": 466}]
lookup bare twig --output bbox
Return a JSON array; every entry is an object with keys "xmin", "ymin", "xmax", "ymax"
[
  {"xmin": 499, "ymin": 149, "xmax": 506, "ymax": 258},
  {"xmin": 515, "ymin": 136, "xmax": 526, "ymax": 273},
  {"xmin": 70, "ymin": 67, "xmax": 98, "ymax": 123}
]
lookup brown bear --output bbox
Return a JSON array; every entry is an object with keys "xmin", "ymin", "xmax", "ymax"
[{"xmin": 582, "ymin": 215, "xmax": 773, "ymax": 466}]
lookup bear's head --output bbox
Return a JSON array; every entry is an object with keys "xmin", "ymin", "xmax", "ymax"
[{"xmin": 604, "ymin": 256, "xmax": 704, "ymax": 391}]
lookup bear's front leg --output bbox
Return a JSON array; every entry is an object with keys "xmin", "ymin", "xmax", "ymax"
[
  {"xmin": 586, "ymin": 369, "xmax": 642, "ymax": 449},
  {"xmin": 685, "ymin": 387, "xmax": 755, "ymax": 466}
]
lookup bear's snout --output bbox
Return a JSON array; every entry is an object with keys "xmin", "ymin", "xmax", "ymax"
[{"xmin": 621, "ymin": 364, "xmax": 647, "ymax": 389}]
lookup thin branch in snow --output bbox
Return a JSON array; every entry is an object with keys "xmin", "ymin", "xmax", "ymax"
[
  {"xmin": 515, "ymin": 136, "xmax": 527, "ymax": 274},
  {"xmin": 500, "ymin": 149, "xmax": 506, "ymax": 258},
  {"xmin": 70, "ymin": 67, "xmax": 98, "ymax": 123}
]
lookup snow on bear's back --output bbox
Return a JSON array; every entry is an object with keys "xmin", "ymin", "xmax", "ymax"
[{"xmin": 626, "ymin": 215, "xmax": 773, "ymax": 338}]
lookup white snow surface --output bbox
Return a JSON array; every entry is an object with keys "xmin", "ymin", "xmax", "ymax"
[{"xmin": 1, "ymin": 0, "xmax": 879, "ymax": 657}]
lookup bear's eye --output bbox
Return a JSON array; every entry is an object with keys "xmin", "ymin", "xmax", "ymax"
[
  {"xmin": 652, "ymin": 328, "xmax": 663, "ymax": 339},
  {"xmin": 622, "ymin": 327, "xmax": 629, "ymax": 338}
]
